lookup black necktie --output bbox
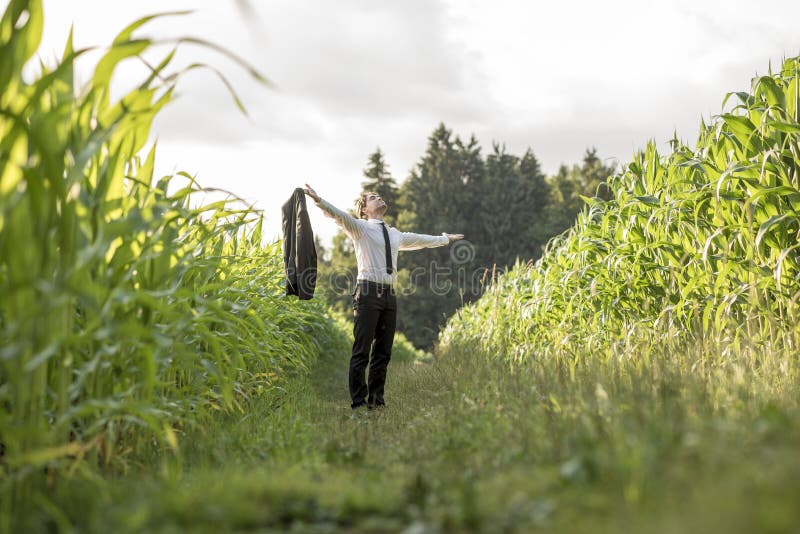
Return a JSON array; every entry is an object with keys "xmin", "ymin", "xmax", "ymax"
[{"xmin": 380, "ymin": 222, "xmax": 393, "ymax": 274}]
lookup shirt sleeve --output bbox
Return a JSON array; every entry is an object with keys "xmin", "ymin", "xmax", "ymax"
[
  {"xmin": 397, "ymin": 231, "xmax": 450, "ymax": 251},
  {"xmin": 315, "ymin": 197, "xmax": 364, "ymax": 239}
]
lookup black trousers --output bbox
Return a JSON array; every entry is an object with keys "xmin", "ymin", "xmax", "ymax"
[{"xmin": 350, "ymin": 280, "xmax": 397, "ymax": 408}]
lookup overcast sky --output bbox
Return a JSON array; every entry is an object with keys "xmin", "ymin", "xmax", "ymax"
[{"xmin": 32, "ymin": 0, "xmax": 800, "ymax": 245}]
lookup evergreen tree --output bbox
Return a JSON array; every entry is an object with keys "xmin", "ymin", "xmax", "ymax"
[
  {"xmin": 579, "ymin": 147, "xmax": 616, "ymax": 201},
  {"xmin": 361, "ymin": 147, "xmax": 399, "ymax": 225},
  {"xmin": 546, "ymin": 147, "xmax": 617, "ymax": 235},
  {"xmin": 395, "ymin": 124, "xmax": 486, "ymax": 349},
  {"xmin": 517, "ymin": 149, "xmax": 552, "ymax": 257},
  {"xmin": 477, "ymin": 145, "xmax": 551, "ymax": 267}
]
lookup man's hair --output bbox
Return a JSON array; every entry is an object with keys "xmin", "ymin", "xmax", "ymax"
[{"xmin": 355, "ymin": 190, "xmax": 378, "ymax": 219}]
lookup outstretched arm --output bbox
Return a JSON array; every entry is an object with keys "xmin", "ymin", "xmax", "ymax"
[
  {"xmin": 398, "ymin": 231, "xmax": 464, "ymax": 251},
  {"xmin": 304, "ymin": 184, "xmax": 363, "ymax": 239}
]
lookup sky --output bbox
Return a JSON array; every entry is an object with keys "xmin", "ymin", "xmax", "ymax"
[{"xmin": 29, "ymin": 0, "xmax": 800, "ymax": 245}]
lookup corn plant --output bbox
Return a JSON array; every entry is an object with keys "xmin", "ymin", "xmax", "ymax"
[
  {"xmin": 0, "ymin": 0, "xmax": 349, "ymax": 527},
  {"xmin": 442, "ymin": 56, "xmax": 800, "ymax": 364}
]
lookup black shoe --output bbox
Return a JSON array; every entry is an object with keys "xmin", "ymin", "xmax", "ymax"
[{"xmin": 350, "ymin": 403, "xmax": 368, "ymax": 420}]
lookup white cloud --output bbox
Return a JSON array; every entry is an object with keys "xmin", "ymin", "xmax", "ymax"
[{"xmin": 34, "ymin": 0, "xmax": 800, "ymax": 245}]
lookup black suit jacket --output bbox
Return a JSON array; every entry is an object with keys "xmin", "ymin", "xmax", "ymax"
[{"xmin": 281, "ymin": 188, "xmax": 317, "ymax": 299}]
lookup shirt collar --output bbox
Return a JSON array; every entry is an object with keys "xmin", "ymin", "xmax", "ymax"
[{"xmin": 366, "ymin": 218, "xmax": 384, "ymax": 224}]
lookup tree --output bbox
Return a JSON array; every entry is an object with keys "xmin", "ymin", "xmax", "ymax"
[
  {"xmin": 477, "ymin": 144, "xmax": 551, "ymax": 267},
  {"xmin": 394, "ymin": 124, "xmax": 486, "ymax": 349},
  {"xmin": 546, "ymin": 147, "xmax": 617, "ymax": 236},
  {"xmin": 580, "ymin": 147, "xmax": 617, "ymax": 201},
  {"xmin": 361, "ymin": 147, "xmax": 400, "ymax": 225}
]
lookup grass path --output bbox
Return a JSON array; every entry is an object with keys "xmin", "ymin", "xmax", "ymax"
[{"xmin": 49, "ymin": 349, "xmax": 800, "ymax": 533}]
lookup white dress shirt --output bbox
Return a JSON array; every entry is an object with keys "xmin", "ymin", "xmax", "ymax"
[{"xmin": 316, "ymin": 197, "xmax": 449, "ymax": 286}]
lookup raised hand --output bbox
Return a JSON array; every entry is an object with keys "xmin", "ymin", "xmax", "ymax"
[
  {"xmin": 445, "ymin": 233, "xmax": 465, "ymax": 243},
  {"xmin": 303, "ymin": 183, "xmax": 320, "ymax": 202}
]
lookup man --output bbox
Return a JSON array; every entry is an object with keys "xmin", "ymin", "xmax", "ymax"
[{"xmin": 303, "ymin": 184, "xmax": 464, "ymax": 410}]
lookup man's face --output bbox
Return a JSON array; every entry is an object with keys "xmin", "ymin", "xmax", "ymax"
[{"xmin": 365, "ymin": 193, "xmax": 387, "ymax": 216}]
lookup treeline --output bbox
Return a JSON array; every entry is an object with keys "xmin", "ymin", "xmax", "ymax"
[{"xmin": 317, "ymin": 123, "xmax": 616, "ymax": 348}]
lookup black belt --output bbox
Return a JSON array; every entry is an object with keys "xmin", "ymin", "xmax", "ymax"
[{"xmin": 357, "ymin": 280, "xmax": 395, "ymax": 294}]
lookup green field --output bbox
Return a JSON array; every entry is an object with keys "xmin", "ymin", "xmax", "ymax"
[
  {"xmin": 19, "ymin": 350, "xmax": 800, "ymax": 532},
  {"xmin": 2, "ymin": 1, "xmax": 800, "ymax": 532}
]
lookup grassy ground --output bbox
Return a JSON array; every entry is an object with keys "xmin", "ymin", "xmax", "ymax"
[{"xmin": 30, "ymin": 346, "xmax": 800, "ymax": 533}]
